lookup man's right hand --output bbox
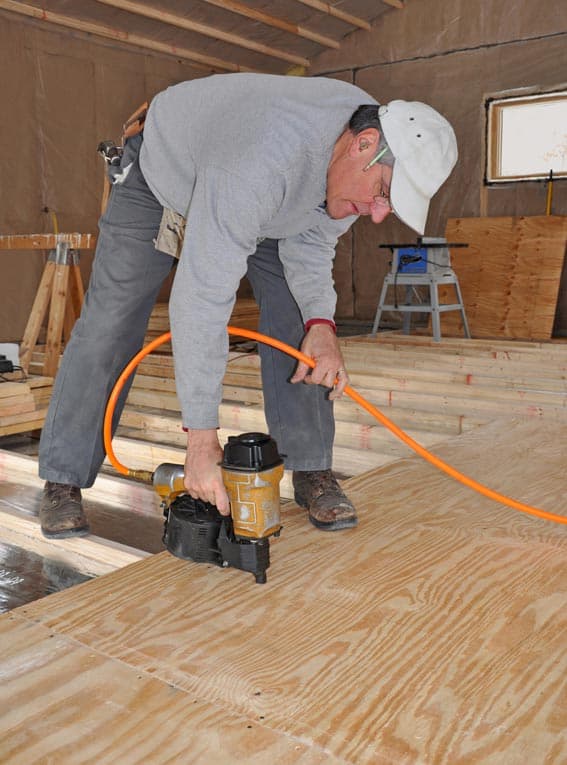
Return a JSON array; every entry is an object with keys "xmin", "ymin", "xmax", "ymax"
[{"xmin": 184, "ymin": 428, "xmax": 230, "ymax": 515}]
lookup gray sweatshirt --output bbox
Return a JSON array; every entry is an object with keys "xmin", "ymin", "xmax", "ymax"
[{"xmin": 139, "ymin": 73, "xmax": 376, "ymax": 428}]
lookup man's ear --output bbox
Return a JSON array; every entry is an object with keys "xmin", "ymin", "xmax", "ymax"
[{"xmin": 349, "ymin": 128, "xmax": 380, "ymax": 159}]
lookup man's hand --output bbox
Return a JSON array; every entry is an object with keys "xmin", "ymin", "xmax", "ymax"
[
  {"xmin": 184, "ymin": 428, "xmax": 230, "ymax": 514},
  {"xmin": 290, "ymin": 323, "xmax": 349, "ymax": 400}
]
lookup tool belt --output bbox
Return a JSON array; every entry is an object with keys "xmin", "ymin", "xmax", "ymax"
[
  {"xmin": 98, "ymin": 101, "xmax": 186, "ymax": 259},
  {"xmin": 124, "ymin": 102, "xmax": 187, "ymax": 259}
]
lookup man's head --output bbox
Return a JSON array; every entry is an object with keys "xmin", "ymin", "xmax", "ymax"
[{"xmin": 326, "ymin": 101, "xmax": 457, "ymax": 234}]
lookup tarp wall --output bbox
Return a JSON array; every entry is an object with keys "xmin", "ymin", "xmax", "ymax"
[
  {"xmin": 0, "ymin": 11, "xmax": 206, "ymax": 342},
  {"xmin": 311, "ymin": 0, "xmax": 567, "ymax": 325},
  {"xmin": 1, "ymin": 2, "xmax": 566, "ymax": 341}
]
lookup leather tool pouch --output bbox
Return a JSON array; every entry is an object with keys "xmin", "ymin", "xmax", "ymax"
[{"xmin": 155, "ymin": 208, "xmax": 186, "ymax": 260}]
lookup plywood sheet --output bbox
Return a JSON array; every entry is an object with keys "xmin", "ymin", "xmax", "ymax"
[
  {"xmin": 3, "ymin": 417, "xmax": 566, "ymax": 763},
  {"xmin": 0, "ymin": 615, "xmax": 336, "ymax": 765},
  {"xmin": 441, "ymin": 216, "xmax": 567, "ymax": 339}
]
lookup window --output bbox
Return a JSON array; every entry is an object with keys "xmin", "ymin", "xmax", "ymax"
[{"xmin": 486, "ymin": 90, "xmax": 567, "ymax": 183}]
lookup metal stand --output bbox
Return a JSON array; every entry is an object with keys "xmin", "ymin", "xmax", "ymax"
[{"xmin": 371, "ymin": 238, "xmax": 471, "ymax": 342}]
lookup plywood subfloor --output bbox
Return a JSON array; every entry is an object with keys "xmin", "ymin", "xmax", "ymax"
[{"xmin": 1, "ymin": 417, "xmax": 566, "ymax": 764}]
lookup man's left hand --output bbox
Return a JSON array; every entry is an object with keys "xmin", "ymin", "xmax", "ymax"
[{"xmin": 290, "ymin": 324, "xmax": 349, "ymax": 399}]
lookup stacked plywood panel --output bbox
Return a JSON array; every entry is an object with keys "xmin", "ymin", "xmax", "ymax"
[
  {"xmin": 442, "ymin": 215, "xmax": 567, "ymax": 339},
  {"xmin": 0, "ymin": 375, "xmax": 52, "ymax": 436}
]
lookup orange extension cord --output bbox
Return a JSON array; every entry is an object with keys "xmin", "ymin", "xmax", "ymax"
[{"xmin": 103, "ymin": 327, "xmax": 567, "ymax": 526}]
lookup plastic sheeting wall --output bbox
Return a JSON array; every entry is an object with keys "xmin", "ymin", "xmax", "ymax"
[
  {"xmin": 0, "ymin": 11, "xmax": 206, "ymax": 343},
  {"xmin": 1, "ymin": 2, "xmax": 566, "ymax": 339},
  {"xmin": 311, "ymin": 0, "xmax": 567, "ymax": 324}
]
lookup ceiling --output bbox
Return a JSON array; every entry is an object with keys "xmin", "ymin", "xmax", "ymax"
[{"xmin": 0, "ymin": 0, "xmax": 404, "ymax": 74}]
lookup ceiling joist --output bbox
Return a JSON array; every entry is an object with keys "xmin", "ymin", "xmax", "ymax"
[
  {"xmin": 292, "ymin": 0, "xmax": 371, "ymax": 31},
  {"xmin": 0, "ymin": 0, "xmax": 257, "ymax": 72},
  {"xmin": 0, "ymin": 1, "xmax": 405, "ymax": 75},
  {"xmin": 94, "ymin": 0, "xmax": 310, "ymax": 67},
  {"xmin": 200, "ymin": 0, "xmax": 341, "ymax": 49}
]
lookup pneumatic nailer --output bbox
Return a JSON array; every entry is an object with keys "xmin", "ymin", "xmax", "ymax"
[{"xmin": 154, "ymin": 432, "xmax": 284, "ymax": 584}]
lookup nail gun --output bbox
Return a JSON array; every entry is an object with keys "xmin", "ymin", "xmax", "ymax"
[{"xmin": 153, "ymin": 433, "xmax": 284, "ymax": 584}]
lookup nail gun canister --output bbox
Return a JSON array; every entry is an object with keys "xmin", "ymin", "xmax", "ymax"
[{"xmin": 221, "ymin": 432, "xmax": 284, "ymax": 540}]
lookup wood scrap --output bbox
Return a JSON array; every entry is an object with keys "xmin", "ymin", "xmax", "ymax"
[{"xmin": 0, "ymin": 375, "xmax": 52, "ymax": 436}]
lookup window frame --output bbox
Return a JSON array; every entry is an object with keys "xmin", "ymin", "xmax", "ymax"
[{"xmin": 486, "ymin": 90, "xmax": 567, "ymax": 184}]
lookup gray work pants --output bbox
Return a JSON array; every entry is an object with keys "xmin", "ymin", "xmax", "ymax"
[{"xmin": 39, "ymin": 135, "xmax": 334, "ymax": 487}]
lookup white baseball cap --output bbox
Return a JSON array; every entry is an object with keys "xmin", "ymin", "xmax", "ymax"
[{"xmin": 379, "ymin": 100, "xmax": 458, "ymax": 235}]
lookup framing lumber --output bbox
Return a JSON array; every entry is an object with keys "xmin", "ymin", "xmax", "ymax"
[
  {"xmin": 0, "ymin": 450, "xmax": 160, "ymax": 516},
  {"xmin": 201, "ymin": 0, "xmax": 341, "ymax": 48},
  {"xmin": 0, "ymin": 233, "xmax": 96, "ymax": 250},
  {"xmin": 0, "ymin": 506, "xmax": 148, "ymax": 577},
  {"xmin": 0, "ymin": 0, "xmax": 257, "ymax": 73},
  {"xmin": 0, "ymin": 450, "xmax": 151, "ymax": 575},
  {"xmin": 0, "ymin": 375, "xmax": 51, "ymax": 437},
  {"xmin": 93, "ymin": 0, "xmax": 310, "ymax": 66},
  {"xmin": 292, "ymin": 0, "xmax": 371, "ymax": 30},
  {"xmin": 108, "ymin": 430, "xmax": 414, "ymax": 500}
]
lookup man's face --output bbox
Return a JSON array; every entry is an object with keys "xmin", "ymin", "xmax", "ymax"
[{"xmin": 326, "ymin": 129, "xmax": 393, "ymax": 225}]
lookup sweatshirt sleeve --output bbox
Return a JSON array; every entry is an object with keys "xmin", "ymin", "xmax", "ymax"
[
  {"xmin": 277, "ymin": 210, "xmax": 357, "ymax": 323},
  {"xmin": 169, "ymin": 166, "xmax": 274, "ymax": 429}
]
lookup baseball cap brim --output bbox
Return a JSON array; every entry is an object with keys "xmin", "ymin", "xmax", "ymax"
[
  {"xmin": 389, "ymin": 161, "xmax": 429, "ymax": 235},
  {"xmin": 379, "ymin": 100, "xmax": 458, "ymax": 235}
]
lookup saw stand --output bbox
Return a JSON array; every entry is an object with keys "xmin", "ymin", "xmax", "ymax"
[
  {"xmin": 0, "ymin": 233, "xmax": 96, "ymax": 377},
  {"xmin": 371, "ymin": 237, "xmax": 471, "ymax": 342}
]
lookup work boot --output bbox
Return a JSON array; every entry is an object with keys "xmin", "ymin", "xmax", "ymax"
[
  {"xmin": 292, "ymin": 469, "xmax": 358, "ymax": 531},
  {"xmin": 39, "ymin": 481, "xmax": 89, "ymax": 539}
]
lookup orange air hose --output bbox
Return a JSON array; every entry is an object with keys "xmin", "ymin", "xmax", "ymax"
[{"xmin": 103, "ymin": 327, "xmax": 567, "ymax": 526}]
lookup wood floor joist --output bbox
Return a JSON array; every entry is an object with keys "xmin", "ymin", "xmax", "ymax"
[
  {"xmin": 115, "ymin": 333, "xmax": 567, "ymax": 493},
  {"xmin": 23, "ymin": 330, "xmax": 567, "ymax": 501},
  {"xmin": 0, "ymin": 450, "xmax": 154, "ymax": 574}
]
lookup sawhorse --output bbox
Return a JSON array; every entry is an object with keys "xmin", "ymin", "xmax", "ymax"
[{"xmin": 0, "ymin": 233, "xmax": 96, "ymax": 376}]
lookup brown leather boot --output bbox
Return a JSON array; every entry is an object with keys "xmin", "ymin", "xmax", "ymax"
[
  {"xmin": 39, "ymin": 481, "xmax": 90, "ymax": 538},
  {"xmin": 293, "ymin": 469, "xmax": 358, "ymax": 531}
]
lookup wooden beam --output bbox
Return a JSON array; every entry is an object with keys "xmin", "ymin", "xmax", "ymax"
[
  {"xmin": 94, "ymin": 0, "xmax": 310, "ymax": 67},
  {"xmin": 292, "ymin": 0, "xmax": 371, "ymax": 30},
  {"xmin": 201, "ymin": 0, "xmax": 341, "ymax": 49},
  {"xmin": 0, "ymin": 233, "xmax": 96, "ymax": 250},
  {"xmin": 0, "ymin": 0, "xmax": 258, "ymax": 73},
  {"xmin": 0, "ymin": 506, "xmax": 148, "ymax": 577},
  {"xmin": 381, "ymin": 0, "xmax": 405, "ymax": 8}
]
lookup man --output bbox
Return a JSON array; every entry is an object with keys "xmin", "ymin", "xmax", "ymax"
[{"xmin": 38, "ymin": 73, "xmax": 457, "ymax": 538}]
